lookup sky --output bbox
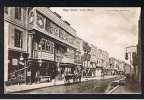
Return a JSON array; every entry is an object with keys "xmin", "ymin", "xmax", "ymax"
[{"xmin": 50, "ymin": 7, "xmax": 141, "ymax": 63}]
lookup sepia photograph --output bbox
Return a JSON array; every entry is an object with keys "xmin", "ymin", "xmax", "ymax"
[{"xmin": 4, "ymin": 7, "xmax": 141, "ymax": 94}]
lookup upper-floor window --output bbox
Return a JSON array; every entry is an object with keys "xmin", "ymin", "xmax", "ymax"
[
  {"xmin": 59, "ymin": 29, "xmax": 64, "ymax": 39},
  {"xmin": 65, "ymin": 48, "xmax": 74, "ymax": 58},
  {"xmin": 14, "ymin": 29, "xmax": 22, "ymax": 48},
  {"xmin": 4, "ymin": 7, "xmax": 8, "ymax": 14},
  {"xmin": 39, "ymin": 39, "xmax": 54, "ymax": 53},
  {"xmin": 15, "ymin": 7, "xmax": 22, "ymax": 20},
  {"xmin": 29, "ymin": 11, "xmax": 34, "ymax": 24},
  {"xmin": 45, "ymin": 18, "xmax": 51, "ymax": 32},
  {"xmin": 54, "ymin": 26, "xmax": 59, "ymax": 36},
  {"xmin": 37, "ymin": 12, "xmax": 44, "ymax": 29},
  {"xmin": 41, "ymin": 39, "xmax": 46, "ymax": 50}
]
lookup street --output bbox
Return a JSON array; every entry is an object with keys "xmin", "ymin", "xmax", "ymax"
[
  {"xmin": 15, "ymin": 78, "xmax": 114, "ymax": 94},
  {"xmin": 111, "ymin": 81, "xmax": 141, "ymax": 94}
]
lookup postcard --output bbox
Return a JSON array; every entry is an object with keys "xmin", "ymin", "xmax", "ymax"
[{"xmin": 4, "ymin": 7, "xmax": 141, "ymax": 94}]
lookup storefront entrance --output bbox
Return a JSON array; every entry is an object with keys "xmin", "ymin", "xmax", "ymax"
[
  {"xmin": 7, "ymin": 50, "xmax": 28, "ymax": 85},
  {"xmin": 28, "ymin": 59, "xmax": 57, "ymax": 83}
]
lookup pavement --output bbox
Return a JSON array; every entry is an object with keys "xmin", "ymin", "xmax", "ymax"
[
  {"xmin": 110, "ymin": 81, "xmax": 141, "ymax": 94},
  {"xmin": 5, "ymin": 75, "xmax": 118, "ymax": 93}
]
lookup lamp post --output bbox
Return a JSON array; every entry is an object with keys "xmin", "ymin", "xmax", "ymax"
[
  {"xmin": 19, "ymin": 36, "xmax": 28, "ymax": 84},
  {"xmin": 38, "ymin": 44, "xmax": 42, "ymax": 83}
]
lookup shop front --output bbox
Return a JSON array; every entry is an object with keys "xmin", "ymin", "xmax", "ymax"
[
  {"xmin": 7, "ymin": 49, "xmax": 28, "ymax": 85},
  {"xmin": 60, "ymin": 63, "xmax": 80, "ymax": 83}
]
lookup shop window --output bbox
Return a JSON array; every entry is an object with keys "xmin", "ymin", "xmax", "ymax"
[
  {"xmin": 15, "ymin": 7, "xmax": 22, "ymax": 20},
  {"xmin": 14, "ymin": 29, "xmax": 22, "ymax": 48}
]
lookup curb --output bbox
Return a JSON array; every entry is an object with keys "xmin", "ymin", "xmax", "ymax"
[
  {"xmin": 5, "ymin": 82, "xmax": 65, "ymax": 94},
  {"xmin": 106, "ymin": 85, "xmax": 120, "ymax": 94},
  {"xmin": 5, "ymin": 76, "xmax": 117, "ymax": 94}
]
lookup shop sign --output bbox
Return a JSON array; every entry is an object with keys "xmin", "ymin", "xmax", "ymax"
[
  {"xmin": 38, "ymin": 51, "xmax": 54, "ymax": 61},
  {"xmin": 12, "ymin": 59, "xmax": 18, "ymax": 66},
  {"xmin": 27, "ymin": 71, "xmax": 31, "ymax": 76},
  {"xmin": 62, "ymin": 57, "xmax": 74, "ymax": 63}
]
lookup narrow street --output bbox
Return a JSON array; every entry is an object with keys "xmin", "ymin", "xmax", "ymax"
[{"xmin": 15, "ymin": 78, "xmax": 115, "ymax": 94}]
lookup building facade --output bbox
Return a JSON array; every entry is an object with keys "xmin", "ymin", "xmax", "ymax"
[
  {"xmin": 4, "ymin": 7, "xmax": 131, "ymax": 85},
  {"xmin": 28, "ymin": 7, "xmax": 79, "ymax": 83},
  {"xmin": 4, "ymin": 7, "xmax": 29, "ymax": 84},
  {"xmin": 4, "ymin": 7, "xmax": 80, "ymax": 85}
]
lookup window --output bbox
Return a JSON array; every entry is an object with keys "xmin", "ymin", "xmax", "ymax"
[
  {"xmin": 50, "ymin": 42, "xmax": 54, "ymax": 53},
  {"xmin": 45, "ymin": 18, "xmax": 51, "ymax": 32},
  {"xmin": 14, "ymin": 29, "xmax": 22, "ymax": 48},
  {"xmin": 65, "ymin": 48, "xmax": 74, "ymax": 58},
  {"xmin": 50, "ymin": 22, "xmax": 59, "ymax": 36},
  {"xmin": 41, "ymin": 39, "xmax": 46, "ymax": 50},
  {"xmin": 29, "ymin": 12, "xmax": 34, "ymax": 24},
  {"xmin": 39, "ymin": 39, "xmax": 54, "ymax": 53},
  {"xmin": 15, "ymin": 7, "xmax": 22, "ymax": 20},
  {"xmin": 65, "ymin": 32, "xmax": 69, "ymax": 41},
  {"xmin": 69, "ymin": 36, "xmax": 74, "ymax": 44},
  {"xmin": 50, "ymin": 23, "xmax": 55, "ymax": 34},
  {"xmin": 37, "ymin": 12, "xmax": 44, "ymax": 29},
  {"xmin": 4, "ymin": 7, "xmax": 8, "ymax": 14},
  {"xmin": 46, "ymin": 41, "xmax": 51, "ymax": 51},
  {"xmin": 59, "ymin": 29, "xmax": 64, "ymax": 39},
  {"xmin": 54, "ymin": 26, "xmax": 59, "ymax": 36}
]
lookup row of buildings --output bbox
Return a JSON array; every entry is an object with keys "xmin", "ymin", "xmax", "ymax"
[{"xmin": 4, "ymin": 7, "xmax": 131, "ymax": 85}]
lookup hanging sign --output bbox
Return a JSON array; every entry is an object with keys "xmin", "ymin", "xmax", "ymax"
[{"xmin": 12, "ymin": 59, "xmax": 18, "ymax": 66}]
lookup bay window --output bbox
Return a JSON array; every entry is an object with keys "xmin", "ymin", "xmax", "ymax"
[{"xmin": 39, "ymin": 39, "xmax": 54, "ymax": 53}]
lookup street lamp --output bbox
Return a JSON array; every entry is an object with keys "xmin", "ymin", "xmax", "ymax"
[
  {"xmin": 19, "ymin": 53, "xmax": 24, "ymax": 61},
  {"xmin": 19, "ymin": 52, "xmax": 28, "ymax": 85},
  {"xmin": 37, "ymin": 44, "xmax": 43, "ymax": 83}
]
